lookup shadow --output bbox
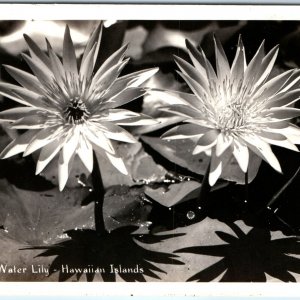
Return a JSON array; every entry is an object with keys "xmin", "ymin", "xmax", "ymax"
[
  {"xmin": 175, "ymin": 223, "xmax": 300, "ymax": 282},
  {"xmin": 24, "ymin": 226, "xmax": 184, "ymax": 282}
]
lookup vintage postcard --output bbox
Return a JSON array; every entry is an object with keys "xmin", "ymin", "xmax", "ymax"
[{"xmin": 0, "ymin": 3, "xmax": 299, "ymax": 297}]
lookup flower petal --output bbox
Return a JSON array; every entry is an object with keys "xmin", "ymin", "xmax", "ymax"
[
  {"xmin": 185, "ymin": 39, "xmax": 217, "ymax": 82},
  {"xmin": 0, "ymin": 130, "xmax": 38, "ymax": 159},
  {"xmin": 193, "ymin": 129, "xmax": 218, "ymax": 155},
  {"xmin": 230, "ymin": 36, "xmax": 246, "ymax": 82},
  {"xmin": 91, "ymin": 44, "xmax": 128, "ymax": 89},
  {"xmin": 23, "ymin": 126, "xmax": 62, "ymax": 156},
  {"xmin": 214, "ymin": 35, "xmax": 231, "ymax": 80},
  {"xmin": 105, "ymin": 152, "xmax": 128, "ymax": 175},
  {"xmin": 85, "ymin": 126, "xmax": 115, "ymax": 154},
  {"xmin": 11, "ymin": 115, "xmax": 47, "ymax": 129},
  {"xmin": 267, "ymin": 107, "xmax": 300, "ymax": 120},
  {"xmin": 233, "ymin": 139, "xmax": 249, "ymax": 173},
  {"xmin": 58, "ymin": 150, "xmax": 76, "ymax": 191},
  {"xmin": 79, "ymin": 43, "xmax": 97, "ymax": 80},
  {"xmin": 63, "ymin": 25, "xmax": 78, "ymax": 76},
  {"xmin": 174, "ymin": 55, "xmax": 209, "ymax": 91},
  {"xmin": 103, "ymin": 87, "xmax": 146, "ymax": 109},
  {"xmin": 21, "ymin": 53, "xmax": 54, "ymax": 85},
  {"xmin": 242, "ymin": 134, "xmax": 282, "ymax": 173},
  {"xmin": 115, "ymin": 114, "xmax": 158, "ymax": 126},
  {"xmin": 255, "ymin": 45, "xmax": 279, "ymax": 87},
  {"xmin": 24, "ymin": 34, "xmax": 51, "ymax": 67},
  {"xmin": 160, "ymin": 104, "xmax": 202, "ymax": 119},
  {"xmin": 81, "ymin": 23, "xmax": 102, "ymax": 69},
  {"xmin": 266, "ymin": 89, "xmax": 300, "ymax": 108},
  {"xmin": 36, "ymin": 137, "xmax": 64, "ymax": 174},
  {"xmin": 4, "ymin": 65, "xmax": 44, "ymax": 94},
  {"xmin": 99, "ymin": 122, "xmax": 138, "ymax": 143},
  {"xmin": 243, "ymin": 40, "xmax": 265, "ymax": 88},
  {"xmin": 177, "ymin": 71, "xmax": 208, "ymax": 106},
  {"xmin": 77, "ymin": 135, "xmax": 93, "ymax": 173},
  {"xmin": 209, "ymin": 150, "xmax": 222, "ymax": 186},
  {"xmin": 0, "ymin": 107, "xmax": 40, "ymax": 122},
  {"xmin": 215, "ymin": 133, "xmax": 233, "ymax": 157},
  {"xmin": 162, "ymin": 124, "xmax": 207, "ymax": 140}
]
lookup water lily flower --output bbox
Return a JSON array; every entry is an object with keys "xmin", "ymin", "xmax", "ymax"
[
  {"xmin": 0, "ymin": 24, "xmax": 158, "ymax": 190},
  {"xmin": 158, "ymin": 36, "xmax": 300, "ymax": 186}
]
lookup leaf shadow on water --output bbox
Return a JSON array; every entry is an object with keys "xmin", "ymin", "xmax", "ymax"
[
  {"xmin": 23, "ymin": 226, "xmax": 184, "ymax": 282},
  {"xmin": 175, "ymin": 222, "xmax": 300, "ymax": 282}
]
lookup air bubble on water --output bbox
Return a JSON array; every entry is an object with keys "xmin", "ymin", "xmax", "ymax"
[{"xmin": 186, "ymin": 211, "xmax": 196, "ymax": 220}]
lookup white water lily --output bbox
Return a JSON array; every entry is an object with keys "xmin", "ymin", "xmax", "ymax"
[
  {"xmin": 157, "ymin": 36, "xmax": 300, "ymax": 185},
  {"xmin": 0, "ymin": 24, "xmax": 158, "ymax": 190}
]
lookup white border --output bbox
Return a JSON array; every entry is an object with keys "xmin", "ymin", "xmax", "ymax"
[
  {"xmin": 0, "ymin": 3, "xmax": 299, "ymax": 298},
  {"xmin": 0, "ymin": 282, "xmax": 300, "ymax": 297},
  {"xmin": 0, "ymin": 4, "xmax": 298, "ymax": 21}
]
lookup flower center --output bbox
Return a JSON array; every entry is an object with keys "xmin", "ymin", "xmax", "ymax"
[
  {"xmin": 217, "ymin": 103, "xmax": 247, "ymax": 133},
  {"xmin": 64, "ymin": 97, "xmax": 90, "ymax": 125}
]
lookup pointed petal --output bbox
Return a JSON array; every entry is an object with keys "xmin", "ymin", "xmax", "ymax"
[
  {"xmin": 242, "ymin": 134, "xmax": 282, "ymax": 173},
  {"xmin": 255, "ymin": 69, "xmax": 294, "ymax": 100},
  {"xmin": 193, "ymin": 129, "xmax": 218, "ymax": 155},
  {"xmin": 0, "ymin": 82, "xmax": 47, "ymax": 109},
  {"xmin": 11, "ymin": 115, "xmax": 47, "ymax": 129},
  {"xmin": 162, "ymin": 124, "xmax": 207, "ymax": 140},
  {"xmin": 36, "ymin": 138, "xmax": 64, "ymax": 174},
  {"xmin": 0, "ymin": 130, "xmax": 38, "ymax": 159},
  {"xmin": 61, "ymin": 128, "xmax": 80, "ymax": 164},
  {"xmin": 174, "ymin": 55, "xmax": 209, "ymax": 91},
  {"xmin": 100, "ymin": 122, "xmax": 138, "ymax": 143},
  {"xmin": 4, "ymin": 65, "xmax": 44, "ymax": 94},
  {"xmin": 81, "ymin": 23, "xmax": 102, "ymax": 69},
  {"xmin": 209, "ymin": 151, "xmax": 222, "ymax": 186},
  {"xmin": 215, "ymin": 133, "xmax": 233, "ymax": 157},
  {"xmin": 244, "ymin": 40, "xmax": 265, "ymax": 87},
  {"xmin": 160, "ymin": 104, "xmax": 202, "ymax": 119},
  {"xmin": 103, "ymin": 87, "xmax": 145, "ymax": 109},
  {"xmin": 105, "ymin": 152, "xmax": 128, "ymax": 175},
  {"xmin": 58, "ymin": 150, "xmax": 76, "ymax": 191},
  {"xmin": 255, "ymin": 45, "xmax": 279, "ymax": 87},
  {"xmin": 77, "ymin": 136, "xmax": 93, "ymax": 172},
  {"xmin": 185, "ymin": 39, "xmax": 216, "ymax": 81},
  {"xmin": 233, "ymin": 138, "xmax": 249, "ymax": 173},
  {"xmin": 177, "ymin": 71, "xmax": 208, "ymax": 105},
  {"xmin": 90, "ymin": 59, "xmax": 129, "ymax": 98},
  {"xmin": 267, "ymin": 107, "xmax": 300, "ymax": 120},
  {"xmin": 63, "ymin": 25, "xmax": 78, "ymax": 76},
  {"xmin": 115, "ymin": 114, "xmax": 158, "ymax": 126},
  {"xmin": 85, "ymin": 126, "xmax": 115, "ymax": 154},
  {"xmin": 21, "ymin": 53, "xmax": 54, "ymax": 85},
  {"xmin": 0, "ymin": 107, "xmax": 40, "ymax": 121},
  {"xmin": 79, "ymin": 43, "xmax": 97, "ymax": 80},
  {"xmin": 93, "ymin": 44, "xmax": 128, "ymax": 83},
  {"xmin": 266, "ymin": 89, "xmax": 300, "ymax": 108},
  {"xmin": 148, "ymin": 89, "xmax": 200, "ymax": 108},
  {"xmin": 214, "ymin": 35, "xmax": 230, "ymax": 79},
  {"xmin": 230, "ymin": 36, "xmax": 246, "ymax": 81},
  {"xmin": 122, "ymin": 68, "xmax": 159, "ymax": 89},
  {"xmin": 24, "ymin": 126, "xmax": 62, "ymax": 156},
  {"xmin": 48, "ymin": 46, "xmax": 66, "ymax": 89},
  {"xmin": 24, "ymin": 34, "xmax": 50, "ymax": 67},
  {"xmin": 102, "ymin": 109, "xmax": 141, "ymax": 121}
]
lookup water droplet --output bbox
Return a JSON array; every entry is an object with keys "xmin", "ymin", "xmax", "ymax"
[{"xmin": 186, "ymin": 211, "xmax": 196, "ymax": 220}]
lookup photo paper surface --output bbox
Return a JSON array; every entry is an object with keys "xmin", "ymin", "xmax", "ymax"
[{"xmin": 0, "ymin": 6, "xmax": 299, "ymax": 290}]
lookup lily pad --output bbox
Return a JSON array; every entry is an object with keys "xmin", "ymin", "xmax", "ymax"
[
  {"xmin": 141, "ymin": 136, "xmax": 262, "ymax": 184},
  {"xmin": 0, "ymin": 179, "xmax": 94, "ymax": 245}
]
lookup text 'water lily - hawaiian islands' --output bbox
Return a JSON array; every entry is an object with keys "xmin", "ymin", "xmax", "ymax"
[{"xmin": 0, "ymin": 264, "xmax": 144, "ymax": 275}]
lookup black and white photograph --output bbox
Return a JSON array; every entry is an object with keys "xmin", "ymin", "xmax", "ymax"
[{"xmin": 0, "ymin": 5, "xmax": 300, "ymax": 285}]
